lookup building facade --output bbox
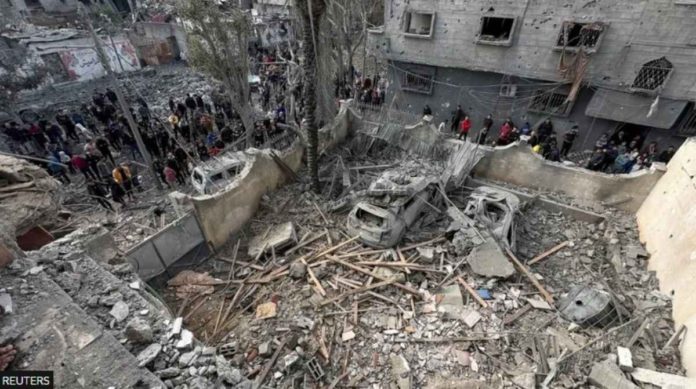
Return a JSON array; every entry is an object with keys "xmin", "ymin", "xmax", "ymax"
[{"xmin": 368, "ymin": 0, "xmax": 696, "ymax": 152}]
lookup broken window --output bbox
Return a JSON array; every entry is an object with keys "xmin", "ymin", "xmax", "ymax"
[
  {"xmin": 528, "ymin": 90, "xmax": 573, "ymax": 116},
  {"xmin": 401, "ymin": 70, "xmax": 434, "ymax": 94},
  {"xmin": 631, "ymin": 57, "xmax": 673, "ymax": 92},
  {"xmin": 403, "ymin": 11, "xmax": 435, "ymax": 38},
  {"xmin": 477, "ymin": 16, "xmax": 516, "ymax": 46},
  {"xmin": 555, "ymin": 21, "xmax": 605, "ymax": 51}
]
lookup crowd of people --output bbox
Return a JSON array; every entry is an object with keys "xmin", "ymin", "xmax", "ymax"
[
  {"xmin": 445, "ymin": 106, "xmax": 676, "ymax": 172},
  {"xmin": 2, "ymin": 78, "xmax": 290, "ymax": 211}
]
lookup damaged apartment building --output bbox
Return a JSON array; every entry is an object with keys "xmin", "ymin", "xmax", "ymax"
[{"xmin": 367, "ymin": 0, "xmax": 696, "ymax": 152}]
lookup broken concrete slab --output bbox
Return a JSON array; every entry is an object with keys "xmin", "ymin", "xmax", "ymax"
[
  {"xmin": 631, "ymin": 367, "xmax": 696, "ymax": 388},
  {"xmin": 289, "ymin": 261, "xmax": 307, "ymax": 279},
  {"xmin": 526, "ymin": 297, "xmax": 553, "ymax": 310},
  {"xmin": 390, "ymin": 354, "xmax": 411, "ymax": 389},
  {"xmin": 468, "ymin": 236, "xmax": 515, "ymax": 278},
  {"xmin": 588, "ymin": 359, "xmax": 638, "ymax": 389},
  {"xmin": 137, "ymin": 343, "xmax": 162, "ymax": 367},
  {"xmin": 248, "ymin": 222, "xmax": 297, "ymax": 258}
]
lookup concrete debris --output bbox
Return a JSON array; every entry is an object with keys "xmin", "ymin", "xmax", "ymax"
[
  {"xmin": 258, "ymin": 341, "xmax": 272, "ymax": 357},
  {"xmin": 125, "ymin": 317, "xmax": 154, "ymax": 344},
  {"xmin": 390, "ymin": 354, "xmax": 411, "ymax": 389},
  {"xmin": 288, "ymin": 261, "xmax": 307, "ymax": 279},
  {"xmin": 341, "ymin": 330, "xmax": 356, "ymax": 342},
  {"xmin": 248, "ymin": 222, "xmax": 298, "ymax": 258},
  {"xmin": 128, "ymin": 281, "xmax": 141, "ymax": 290},
  {"xmin": 588, "ymin": 359, "xmax": 639, "ymax": 389},
  {"xmin": 169, "ymin": 317, "xmax": 183, "ymax": 338},
  {"xmin": 631, "ymin": 367, "xmax": 696, "ymax": 388},
  {"xmin": 215, "ymin": 355, "xmax": 245, "ymax": 385},
  {"xmin": 467, "ymin": 235, "xmax": 515, "ymax": 278},
  {"xmin": 511, "ymin": 373, "xmax": 536, "ymax": 389},
  {"xmin": 617, "ymin": 346, "xmax": 634, "ymax": 372},
  {"xmin": 109, "ymin": 301, "xmax": 130, "ymax": 322},
  {"xmin": 175, "ymin": 329, "xmax": 194, "ymax": 349},
  {"xmin": 255, "ymin": 301, "xmax": 278, "ymax": 320},
  {"xmin": 526, "ymin": 296, "xmax": 553, "ymax": 310},
  {"xmin": 137, "ymin": 343, "xmax": 162, "ymax": 367},
  {"xmin": 178, "ymin": 349, "xmax": 200, "ymax": 368},
  {"xmin": 283, "ymin": 351, "xmax": 300, "ymax": 370},
  {"xmin": 0, "ymin": 292, "xmax": 13, "ymax": 314},
  {"xmin": 462, "ymin": 309, "xmax": 482, "ymax": 328}
]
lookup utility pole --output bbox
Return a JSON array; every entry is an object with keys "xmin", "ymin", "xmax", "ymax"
[{"xmin": 78, "ymin": 4, "xmax": 162, "ymax": 189}]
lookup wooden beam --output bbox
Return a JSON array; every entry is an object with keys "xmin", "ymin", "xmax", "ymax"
[
  {"xmin": 528, "ymin": 241, "xmax": 570, "ymax": 266},
  {"xmin": 328, "ymin": 256, "xmax": 422, "ymax": 298},
  {"xmin": 456, "ymin": 276, "xmax": 489, "ymax": 308},
  {"xmin": 504, "ymin": 246, "xmax": 554, "ymax": 304},
  {"xmin": 319, "ymin": 278, "xmax": 397, "ymax": 306}
]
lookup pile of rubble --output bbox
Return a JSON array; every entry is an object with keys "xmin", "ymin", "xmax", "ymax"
[
  {"xmin": 1, "ymin": 225, "xmax": 251, "ymax": 388},
  {"xmin": 155, "ymin": 150, "xmax": 686, "ymax": 388}
]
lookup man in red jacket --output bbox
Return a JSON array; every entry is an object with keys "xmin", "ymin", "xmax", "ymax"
[{"xmin": 458, "ymin": 116, "xmax": 472, "ymax": 141}]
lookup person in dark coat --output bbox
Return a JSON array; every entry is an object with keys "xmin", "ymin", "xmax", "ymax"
[
  {"xmin": 450, "ymin": 105, "xmax": 464, "ymax": 133},
  {"xmin": 87, "ymin": 181, "xmax": 114, "ymax": 211},
  {"xmin": 561, "ymin": 126, "xmax": 579, "ymax": 157}
]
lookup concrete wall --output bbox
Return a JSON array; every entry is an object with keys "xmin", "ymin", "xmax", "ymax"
[
  {"xmin": 192, "ymin": 103, "xmax": 352, "ymax": 249},
  {"xmin": 28, "ymin": 36, "xmax": 140, "ymax": 82},
  {"xmin": 379, "ymin": 0, "xmax": 696, "ymax": 101},
  {"xmin": 636, "ymin": 137, "xmax": 696, "ymax": 376},
  {"xmin": 471, "ymin": 140, "xmax": 666, "ymax": 212}
]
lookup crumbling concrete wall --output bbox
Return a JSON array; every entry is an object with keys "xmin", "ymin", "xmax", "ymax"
[
  {"xmin": 192, "ymin": 103, "xmax": 352, "ymax": 249},
  {"xmin": 128, "ymin": 22, "xmax": 189, "ymax": 63},
  {"xmin": 637, "ymin": 137, "xmax": 696, "ymax": 376},
  {"xmin": 470, "ymin": 141, "xmax": 665, "ymax": 212}
]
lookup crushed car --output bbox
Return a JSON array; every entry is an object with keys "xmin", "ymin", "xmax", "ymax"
[
  {"xmin": 191, "ymin": 152, "xmax": 247, "ymax": 195},
  {"xmin": 346, "ymin": 168, "xmax": 437, "ymax": 248}
]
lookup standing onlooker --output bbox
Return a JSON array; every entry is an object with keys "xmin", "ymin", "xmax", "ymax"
[
  {"xmin": 71, "ymin": 154, "xmax": 97, "ymax": 180},
  {"xmin": 458, "ymin": 116, "xmax": 471, "ymax": 141},
  {"xmin": 87, "ymin": 181, "xmax": 114, "ymax": 212},
  {"xmin": 95, "ymin": 136, "xmax": 115, "ymax": 166},
  {"xmin": 164, "ymin": 164, "xmax": 178, "ymax": 189},
  {"xmin": 561, "ymin": 126, "xmax": 578, "ymax": 157},
  {"xmin": 450, "ymin": 105, "xmax": 464, "ymax": 133},
  {"xmin": 112, "ymin": 163, "xmax": 135, "ymax": 201},
  {"xmin": 478, "ymin": 114, "xmax": 493, "ymax": 144}
]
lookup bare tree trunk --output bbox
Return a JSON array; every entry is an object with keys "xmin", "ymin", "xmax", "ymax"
[
  {"xmin": 298, "ymin": 0, "xmax": 325, "ymax": 193},
  {"xmin": 238, "ymin": 104, "xmax": 256, "ymax": 148}
]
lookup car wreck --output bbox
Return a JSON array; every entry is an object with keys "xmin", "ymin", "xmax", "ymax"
[
  {"xmin": 346, "ymin": 169, "xmax": 436, "ymax": 248},
  {"xmin": 190, "ymin": 152, "xmax": 247, "ymax": 195}
]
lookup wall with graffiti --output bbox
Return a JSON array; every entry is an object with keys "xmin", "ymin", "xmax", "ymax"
[{"xmin": 59, "ymin": 39, "xmax": 140, "ymax": 82}]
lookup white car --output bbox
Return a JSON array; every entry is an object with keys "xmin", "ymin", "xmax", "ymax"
[{"xmin": 191, "ymin": 152, "xmax": 247, "ymax": 195}]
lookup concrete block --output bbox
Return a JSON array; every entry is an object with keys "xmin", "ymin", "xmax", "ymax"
[
  {"xmin": 588, "ymin": 359, "xmax": 639, "ymax": 389},
  {"xmin": 617, "ymin": 346, "xmax": 633, "ymax": 372}
]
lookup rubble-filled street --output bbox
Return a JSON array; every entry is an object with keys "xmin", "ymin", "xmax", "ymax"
[{"xmin": 2, "ymin": 0, "xmax": 696, "ymax": 388}]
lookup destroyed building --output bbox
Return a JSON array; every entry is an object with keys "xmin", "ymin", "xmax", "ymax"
[
  {"xmin": 1, "ymin": 90, "xmax": 695, "ymax": 387},
  {"xmin": 367, "ymin": 0, "xmax": 696, "ymax": 152},
  {"xmin": 1, "ymin": 0, "xmax": 696, "ymax": 387}
]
